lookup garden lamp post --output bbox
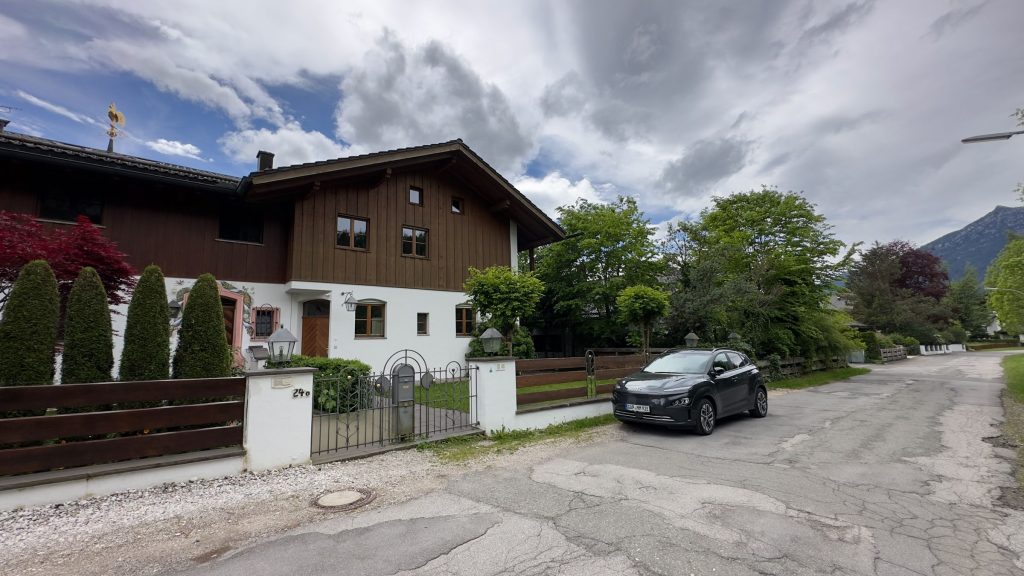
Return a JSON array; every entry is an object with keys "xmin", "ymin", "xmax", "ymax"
[
  {"xmin": 167, "ymin": 299, "xmax": 181, "ymax": 319},
  {"xmin": 267, "ymin": 326, "xmax": 298, "ymax": 363},
  {"xmin": 684, "ymin": 332, "xmax": 700, "ymax": 348},
  {"xmin": 479, "ymin": 327, "xmax": 504, "ymax": 354}
]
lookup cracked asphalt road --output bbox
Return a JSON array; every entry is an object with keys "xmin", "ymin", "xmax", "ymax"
[{"xmin": 174, "ymin": 352, "xmax": 1024, "ymax": 576}]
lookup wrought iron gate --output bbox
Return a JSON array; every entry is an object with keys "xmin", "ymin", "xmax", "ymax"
[{"xmin": 311, "ymin": 350, "xmax": 478, "ymax": 456}]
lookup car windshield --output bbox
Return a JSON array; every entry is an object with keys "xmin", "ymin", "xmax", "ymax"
[{"xmin": 643, "ymin": 351, "xmax": 711, "ymax": 374}]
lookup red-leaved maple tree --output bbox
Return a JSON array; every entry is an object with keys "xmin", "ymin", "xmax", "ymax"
[{"xmin": 0, "ymin": 211, "xmax": 136, "ymax": 311}]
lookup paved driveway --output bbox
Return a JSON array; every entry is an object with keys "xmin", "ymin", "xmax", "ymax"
[{"xmin": 177, "ymin": 353, "xmax": 1024, "ymax": 576}]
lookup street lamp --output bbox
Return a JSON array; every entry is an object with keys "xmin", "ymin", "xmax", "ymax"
[{"xmin": 962, "ymin": 130, "xmax": 1024, "ymax": 144}]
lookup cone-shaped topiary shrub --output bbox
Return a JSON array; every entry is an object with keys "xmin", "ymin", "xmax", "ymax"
[
  {"xmin": 120, "ymin": 265, "xmax": 170, "ymax": 381},
  {"xmin": 172, "ymin": 274, "xmax": 231, "ymax": 379},
  {"xmin": 0, "ymin": 260, "xmax": 59, "ymax": 388},
  {"xmin": 61, "ymin": 267, "xmax": 114, "ymax": 384}
]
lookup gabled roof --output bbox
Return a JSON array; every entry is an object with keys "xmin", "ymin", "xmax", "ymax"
[
  {"xmin": 246, "ymin": 139, "xmax": 565, "ymax": 250},
  {"xmin": 0, "ymin": 131, "xmax": 240, "ymax": 193}
]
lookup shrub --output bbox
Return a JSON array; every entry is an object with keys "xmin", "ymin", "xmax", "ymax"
[
  {"xmin": 859, "ymin": 332, "xmax": 881, "ymax": 361},
  {"xmin": 120, "ymin": 265, "xmax": 171, "ymax": 381},
  {"xmin": 281, "ymin": 355, "xmax": 372, "ymax": 413},
  {"xmin": 876, "ymin": 334, "xmax": 896, "ymax": 350},
  {"xmin": 889, "ymin": 334, "xmax": 921, "ymax": 355},
  {"xmin": 61, "ymin": 267, "xmax": 114, "ymax": 384},
  {"xmin": 172, "ymin": 274, "xmax": 231, "ymax": 379},
  {"xmin": 0, "ymin": 260, "xmax": 59, "ymax": 387}
]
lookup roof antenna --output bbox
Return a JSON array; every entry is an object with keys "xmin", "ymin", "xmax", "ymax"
[{"xmin": 106, "ymin": 102, "xmax": 126, "ymax": 152}]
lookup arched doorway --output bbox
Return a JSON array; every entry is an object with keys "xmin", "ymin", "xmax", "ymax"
[{"xmin": 301, "ymin": 299, "xmax": 331, "ymax": 357}]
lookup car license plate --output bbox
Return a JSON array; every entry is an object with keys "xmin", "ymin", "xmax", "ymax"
[{"xmin": 625, "ymin": 403, "xmax": 650, "ymax": 413}]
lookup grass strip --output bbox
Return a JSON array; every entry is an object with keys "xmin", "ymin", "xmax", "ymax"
[
  {"xmin": 414, "ymin": 379, "xmax": 469, "ymax": 412},
  {"xmin": 767, "ymin": 367, "xmax": 871, "ymax": 390},
  {"xmin": 516, "ymin": 378, "xmax": 616, "ymax": 395},
  {"xmin": 1001, "ymin": 355, "xmax": 1024, "ymax": 491},
  {"xmin": 417, "ymin": 413, "xmax": 617, "ymax": 463}
]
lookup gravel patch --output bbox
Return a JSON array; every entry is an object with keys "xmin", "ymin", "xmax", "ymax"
[{"xmin": 0, "ymin": 425, "xmax": 621, "ymax": 576}]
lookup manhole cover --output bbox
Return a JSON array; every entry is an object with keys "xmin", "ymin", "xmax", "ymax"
[{"xmin": 315, "ymin": 487, "xmax": 375, "ymax": 511}]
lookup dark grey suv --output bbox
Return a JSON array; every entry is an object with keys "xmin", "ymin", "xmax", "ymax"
[{"xmin": 611, "ymin": 348, "xmax": 767, "ymax": 434}]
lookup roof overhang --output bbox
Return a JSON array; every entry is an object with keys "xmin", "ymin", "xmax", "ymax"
[{"xmin": 246, "ymin": 141, "xmax": 565, "ymax": 250}]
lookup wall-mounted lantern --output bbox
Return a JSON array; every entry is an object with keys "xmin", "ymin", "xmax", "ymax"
[
  {"xmin": 267, "ymin": 326, "xmax": 298, "ymax": 363},
  {"xmin": 342, "ymin": 291, "xmax": 358, "ymax": 312},
  {"xmin": 684, "ymin": 332, "xmax": 700, "ymax": 348},
  {"xmin": 480, "ymin": 327, "xmax": 504, "ymax": 354}
]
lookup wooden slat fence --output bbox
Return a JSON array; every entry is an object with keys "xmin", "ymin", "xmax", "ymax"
[
  {"xmin": 0, "ymin": 377, "xmax": 245, "ymax": 477},
  {"xmin": 516, "ymin": 353, "xmax": 647, "ymax": 407}
]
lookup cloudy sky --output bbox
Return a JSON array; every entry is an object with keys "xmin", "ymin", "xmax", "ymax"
[{"xmin": 1, "ymin": 0, "xmax": 1021, "ymax": 248}]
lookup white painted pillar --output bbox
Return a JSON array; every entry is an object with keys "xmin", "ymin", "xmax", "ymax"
[
  {"xmin": 509, "ymin": 220, "xmax": 519, "ymax": 272},
  {"xmin": 467, "ymin": 357, "xmax": 517, "ymax": 434},
  {"xmin": 244, "ymin": 367, "xmax": 316, "ymax": 472}
]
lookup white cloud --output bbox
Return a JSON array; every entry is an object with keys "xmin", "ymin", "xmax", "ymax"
[
  {"xmin": 218, "ymin": 121, "xmax": 347, "ymax": 169},
  {"xmin": 16, "ymin": 91, "xmax": 101, "ymax": 126},
  {"xmin": 512, "ymin": 172, "xmax": 611, "ymax": 219},
  {"xmin": 145, "ymin": 138, "xmax": 204, "ymax": 161}
]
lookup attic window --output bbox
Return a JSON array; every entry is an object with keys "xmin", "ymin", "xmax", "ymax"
[
  {"xmin": 218, "ymin": 207, "xmax": 264, "ymax": 244},
  {"xmin": 39, "ymin": 190, "xmax": 103, "ymax": 224},
  {"xmin": 409, "ymin": 186, "xmax": 423, "ymax": 206},
  {"xmin": 451, "ymin": 197, "xmax": 464, "ymax": 214}
]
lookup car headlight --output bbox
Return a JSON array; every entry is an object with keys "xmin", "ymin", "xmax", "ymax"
[{"xmin": 668, "ymin": 395, "xmax": 690, "ymax": 407}]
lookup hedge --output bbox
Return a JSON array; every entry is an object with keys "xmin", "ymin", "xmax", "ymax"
[
  {"xmin": 0, "ymin": 260, "xmax": 59, "ymax": 387},
  {"xmin": 61, "ymin": 267, "xmax": 114, "ymax": 384},
  {"xmin": 172, "ymin": 274, "xmax": 231, "ymax": 379},
  {"xmin": 120, "ymin": 265, "xmax": 171, "ymax": 381},
  {"xmin": 281, "ymin": 355, "xmax": 372, "ymax": 413}
]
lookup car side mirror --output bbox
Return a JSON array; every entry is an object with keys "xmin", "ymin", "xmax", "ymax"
[{"xmin": 712, "ymin": 366, "xmax": 725, "ymax": 377}]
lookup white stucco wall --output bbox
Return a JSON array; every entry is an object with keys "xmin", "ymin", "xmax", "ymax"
[{"xmin": 106, "ymin": 276, "xmax": 475, "ymax": 377}]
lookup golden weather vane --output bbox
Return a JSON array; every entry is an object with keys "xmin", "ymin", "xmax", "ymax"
[{"xmin": 106, "ymin": 102, "xmax": 125, "ymax": 152}]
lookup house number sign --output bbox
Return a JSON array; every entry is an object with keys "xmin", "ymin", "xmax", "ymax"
[{"xmin": 292, "ymin": 388, "xmax": 310, "ymax": 398}]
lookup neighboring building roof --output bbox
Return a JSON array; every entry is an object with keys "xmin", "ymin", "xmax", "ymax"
[
  {"xmin": 0, "ymin": 131, "xmax": 240, "ymax": 193},
  {"xmin": 246, "ymin": 139, "xmax": 566, "ymax": 250}
]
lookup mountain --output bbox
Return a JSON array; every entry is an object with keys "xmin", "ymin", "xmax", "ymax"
[{"xmin": 922, "ymin": 205, "xmax": 1024, "ymax": 280}]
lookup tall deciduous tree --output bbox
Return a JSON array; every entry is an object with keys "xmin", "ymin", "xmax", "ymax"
[
  {"xmin": 120, "ymin": 265, "xmax": 171, "ymax": 381},
  {"xmin": 0, "ymin": 260, "xmax": 59, "ymax": 386},
  {"xmin": 664, "ymin": 187, "xmax": 856, "ymax": 357},
  {"xmin": 463, "ymin": 266, "xmax": 544, "ymax": 354},
  {"xmin": 986, "ymin": 237, "xmax": 1024, "ymax": 334},
  {"xmin": 848, "ymin": 240, "xmax": 953, "ymax": 342},
  {"xmin": 61, "ymin": 267, "xmax": 114, "ymax": 384},
  {"xmin": 533, "ymin": 196, "xmax": 662, "ymax": 350},
  {"xmin": 172, "ymin": 274, "xmax": 231, "ymax": 379}
]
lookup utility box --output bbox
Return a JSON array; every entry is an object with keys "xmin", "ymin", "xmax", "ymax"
[{"xmin": 392, "ymin": 364, "xmax": 416, "ymax": 439}]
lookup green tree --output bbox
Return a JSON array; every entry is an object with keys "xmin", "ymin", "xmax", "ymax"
[
  {"xmin": 120, "ymin": 265, "xmax": 171, "ymax": 381},
  {"xmin": 663, "ymin": 187, "xmax": 855, "ymax": 357},
  {"xmin": 986, "ymin": 237, "xmax": 1024, "ymax": 334},
  {"xmin": 616, "ymin": 285, "xmax": 669, "ymax": 358},
  {"xmin": 463, "ymin": 266, "xmax": 544, "ymax": 355},
  {"xmin": 61, "ymin": 267, "xmax": 114, "ymax": 384},
  {"xmin": 848, "ymin": 241, "xmax": 954, "ymax": 343},
  {"xmin": 0, "ymin": 260, "xmax": 59, "ymax": 386},
  {"xmin": 945, "ymin": 265, "xmax": 990, "ymax": 338},
  {"xmin": 172, "ymin": 274, "xmax": 231, "ymax": 379},
  {"xmin": 533, "ymin": 196, "xmax": 663, "ymax": 350}
]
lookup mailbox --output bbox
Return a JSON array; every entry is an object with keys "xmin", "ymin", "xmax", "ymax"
[{"xmin": 391, "ymin": 364, "xmax": 416, "ymax": 439}]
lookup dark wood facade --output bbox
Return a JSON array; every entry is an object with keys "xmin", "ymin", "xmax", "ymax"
[
  {"xmin": 289, "ymin": 169, "xmax": 511, "ymax": 291},
  {"xmin": 0, "ymin": 157, "xmax": 289, "ymax": 284}
]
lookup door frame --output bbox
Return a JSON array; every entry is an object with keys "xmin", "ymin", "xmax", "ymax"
[{"xmin": 301, "ymin": 298, "xmax": 331, "ymax": 357}]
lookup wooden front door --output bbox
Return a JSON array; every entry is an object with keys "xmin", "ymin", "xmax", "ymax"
[{"xmin": 301, "ymin": 299, "xmax": 331, "ymax": 357}]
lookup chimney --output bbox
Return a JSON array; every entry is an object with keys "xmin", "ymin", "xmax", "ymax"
[
  {"xmin": 256, "ymin": 150, "xmax": 275, "ymax": 171},
  {"xmin": 0, "ymin": 119, "xmax": 8, "ymax": 132}
]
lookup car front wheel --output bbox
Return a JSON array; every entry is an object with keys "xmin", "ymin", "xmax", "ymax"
[
  {"xmin": 749, "ymin": 387, "xmax": 768, "ymax": 418},
  {"xmin": 695, "ymin": 398, "xmax": 716, "ymax": 435}
]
